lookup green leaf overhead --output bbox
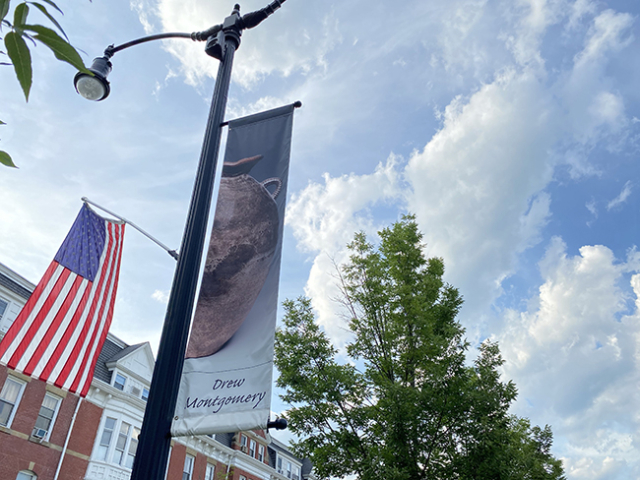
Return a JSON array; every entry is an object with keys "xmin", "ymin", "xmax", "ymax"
[
  {"xmin": 28, "ymin": 2, "xmax": 68, "ymax": 41},
  {"xmin": 37, "ymin": 0, "xmax": 62, "ymax": 15},
  {"xmin": 0, "ymin": 150, "xmax": 17, "ymax": 167},
  {"xmin": 23, "ymin": 24, "xmax": 88, "ymax": 72},
  {"xmin": 4, "ymin": 31, "xmax": 32, "ymax": 101},
  {"xmin": 0, "ymin": 0, "xmax": 10, "ymax": 22},
  {"xmin": 13, "ymin": 2, "xmax": 28, "ymax": 31}
]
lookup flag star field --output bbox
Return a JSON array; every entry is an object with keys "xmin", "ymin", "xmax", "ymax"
[{"xmin": 0, "ymin": 0, "xmax": 638, "ymax": 477}]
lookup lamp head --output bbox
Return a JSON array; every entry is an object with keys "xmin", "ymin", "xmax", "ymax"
[
  {"xmin": 266, "ymin": 417, "xmax": 288, "ymax": 431},
  {"xmin": 74, "ymin": 56, "xmax": 112, "ymax": 101}
]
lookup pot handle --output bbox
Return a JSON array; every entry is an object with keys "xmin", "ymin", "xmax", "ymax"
[{"xmin": 261, "ymin": 178, "xmax": 282, "ymax": 199}]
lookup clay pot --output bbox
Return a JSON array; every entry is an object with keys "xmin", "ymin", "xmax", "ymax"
[{"xmin": 185, "ymin": 155, "xmax": 281, "ymax": 358}]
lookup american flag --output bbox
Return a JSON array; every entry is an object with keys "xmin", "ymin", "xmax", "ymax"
[{"xmin": 0, "ymin": 203, "xmax": 125, "ymax": 397}]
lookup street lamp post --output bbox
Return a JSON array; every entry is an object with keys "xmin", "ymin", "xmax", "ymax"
[{"xmin": 75, "ymin": 3, "xmax": 288, "ymax": 479}]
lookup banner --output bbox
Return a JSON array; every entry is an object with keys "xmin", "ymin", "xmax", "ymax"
[
  {"xmin": 0, "ymin": 203, "xmax": 125, "ymax": 397},
  {"xmin": 172, "ymin": 103, "xmax": 297, "ymax": 436}
]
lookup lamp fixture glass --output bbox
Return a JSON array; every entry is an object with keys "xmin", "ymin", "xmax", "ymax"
[
  {"xmin": 75, "ymin": 75, "xmax": 109, "ymax": 101},
  {"xmin": 74, "ymin": 56, "xmax": 112, "ymax": 101}
]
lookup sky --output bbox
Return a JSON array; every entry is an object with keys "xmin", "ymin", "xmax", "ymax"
[{"xmin": 1, "ymin": 0, "xmax": 639, "ymax": 477}]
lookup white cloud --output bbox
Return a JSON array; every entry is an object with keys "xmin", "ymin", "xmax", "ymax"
[
  {"xmin": 405, "ymin": 69, "xmax": 556, "ymax": 333},
  {"xmin": 606, "ymin": 181, "xmax": 633, "ymax": 211},
  {"xmin": 574, "ymin": 9, "xmax": 634, "ymax": 68},
  {"xmin": 498, "ymin": 238, "xmax": 640, "ymax": 478},
  {"xmin": 132, "ymin": 0, "xmax": 341, "ymax": 89},
  {"xmin": 286, "ymin": 155, "xmax": 402, "ymax": 345},
  {"xmin": 152, "ymin": 289, "xmax": 170, "ymax": 304}
]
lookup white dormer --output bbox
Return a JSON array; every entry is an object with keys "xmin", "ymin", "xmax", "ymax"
[{"xmin": 105, "ymin": 342, "xmax": 155, "ymax": 401}]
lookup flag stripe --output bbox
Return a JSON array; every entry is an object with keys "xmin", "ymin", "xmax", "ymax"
[
  {"xmin": 31, "ymin": 278, "xmax": 90, "ymax": 380},
  {"xmin": 0, "ymin": 263, "xmax": 63, "ymax": 362},
  {"xmin": 51, "ymin": 223, "xmax": 113, "ymax": 389},
  {"xmin": 7, "ymin": 268, "xmax": 71, "ymax": 369},
  {"xmin": 22, "ymin": 275, "xmax": 85, "ymax": 376},
  {"xmin": 46, "ymin": 240, "xmax": 111, "ymax": 384},
  {"xmin": 68, "ymin": 222, "xmax": 121, "ymax": 392},
  {"xmin": 78, "ymin": 223, "xmax": 125, "ymax": 396}
]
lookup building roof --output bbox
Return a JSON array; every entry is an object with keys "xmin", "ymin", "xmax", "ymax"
[
  {"xmin": 94, "ymin": 338, "xmax": 126, "ymax": 384},
  {"xmin": 0, "ymin": 268, "xmax": 32, "ymax": 300},
  {"xmin": 106, "ymin": 342, "xmax": 146, "ymax": 364}
]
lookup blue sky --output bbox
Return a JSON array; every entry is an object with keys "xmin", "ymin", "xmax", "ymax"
[{"xmin": 1, "ymin": 0, "xmax": 639, "ymax": 477}]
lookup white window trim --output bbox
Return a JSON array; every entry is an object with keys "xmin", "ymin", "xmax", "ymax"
[
  {"xmin": 183, "ymin": 454, "xmax": 195, "ymax": 480},
  {"xmin": 112, "ymin": 372, "xmax": 127, "ymax": 391},
  {"xmin": 0, "ymin": 375, "xmax": 27, "ymax": 429},
  {"xmin": 258, "ymin": 444, "xmax": 265, "ymax": 462},
  {"xmin": 0, "ymin": 297, "xmax": 9, "ymax": 322},
  {"xmin": 205, "ymin": 463, "xmax": 215, "ymax": 480},
  {"xmin": 34, "ymin": 392, "xmax": 62, "ymax": 442},
  {"xmin": 92, "ymin": 413, "xmax": 141, "ymax": 470}
]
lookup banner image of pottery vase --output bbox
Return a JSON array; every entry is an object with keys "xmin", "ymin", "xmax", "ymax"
[{"xmin": 172, "ymin": 103, "xmax": 297, "ymax": 437}]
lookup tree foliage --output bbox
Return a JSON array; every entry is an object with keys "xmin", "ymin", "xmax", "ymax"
[
  {"xmin": 274, "ymin": 216, "xmax": 565, "ymax": 480},
  {"xmin": 1, "ymin": 0, "xmax": 90, "ymax": 167}
]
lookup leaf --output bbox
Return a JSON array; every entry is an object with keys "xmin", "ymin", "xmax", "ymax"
[
  {"xmin": 0, "ymin": 0, "xmax": 9, "ymax": 22},
  {"xmin": 0, "ymin": 150, "xmax": 17, "ymax": 167},
  {"xmin": 38, "ymin": 0, "xmax": 61, "ymax": 15},
  {"xmin": 4, "ymin": 31, "xmax": 31, "ymax": 100},
  {"xmin": 23, "ymin": 24, "xmax": 88, "ymax": 73},
  {"xmin": 0, "ymin": 119, "xmax": 6, "ymax": 124},
  {"xmin": 13, "ymin": 2, "xmax": 27, "ymax": 30},
  {"xmin": 28, "ymin": 2, "xmax": 67, "ymax": 40}
]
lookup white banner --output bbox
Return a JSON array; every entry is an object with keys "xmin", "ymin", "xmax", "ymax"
[{"xmin": 172, "ymin": 104, "xmax": 296, "ymax": 436}]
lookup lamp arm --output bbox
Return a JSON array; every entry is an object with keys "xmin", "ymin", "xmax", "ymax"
[
  {"xmin": 241, "ymin": 0, "xmax": 288, "ymax": 30},
  {"xmin": 103, "ymin": 0, "xmax": 287, "ymax": 59},
  {"xmin": 104, "ymin": 27, "xmax": 222, "ymax": 58}
]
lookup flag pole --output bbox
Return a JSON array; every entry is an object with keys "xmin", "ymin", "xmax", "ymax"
[{"xmin": 81, "ymin": 197, "xmax": 179, "ymax": 260}]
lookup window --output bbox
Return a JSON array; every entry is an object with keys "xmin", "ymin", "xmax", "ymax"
[
  {"xmin": 183, "ymin": 454, "xmax": 194, "ymax": 480},
  {"xmin": 141, "ymin": 387, "xmax": 149, "ymax": 401},
  {"xmin": 113, "ymin": 421, "xmax": 131, "ymax": 465},
  {"xmin": 249, "ymin": 439, "xmax": 256, "ymax": 457},
  {"xmin": 113, "ymin": 373, "xmax": 127, "ymax": 391},
  {"xmin": 239, "ymin": 476, "xmax": 246, "ymax": 480},
  {"xmin": 287, "ymin": 461, "xmax": 292, "ymax": 479},
  {"xmin": 292, "ymin": 466, "xmax": 300, "ymax": 480},
  {"xmin": 16, "ymin": 471, "xmax": 37, "ymax": 480},
  {"xmin": 277, "ymin": 457, "xmax": 283, "ymax": 474},
  {"xmin": 258, "ymin": 444, "xmax": 264, "ymax": 462},
  {"xmin": 0, "ymin": 298, "xmax": 8, "ymax": 322},
  {"xmin": 0, "ymin": 376, "xmax": 26, "ymax": 427},
  {"xmin": 32, "ymin": 393, "xmax": 61, "ymax": 440},
  {"xmin": 240, "ymin": 434, "xmax": 247, "ymax": 447},
  {"xmin": 97, "ymin": 417, "xmax": 117, "ymax": 461},
  {"xmin": 125, "ymin": 427, "xmax": 140, "ymax": 468},
  {"xmin": 205, "ymin": 464, "xmax": 215, "ymax": 480}
]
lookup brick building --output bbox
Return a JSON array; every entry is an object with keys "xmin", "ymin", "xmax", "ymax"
[{"xmin": 0, "ymin": 262, "xmax": 314, "ymax": 480}]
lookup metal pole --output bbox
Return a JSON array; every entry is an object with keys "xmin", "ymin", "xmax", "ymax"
[
  {"xmin": 53, "ymin": 397, "xmax": 83, "ymax": 480},
  {"xmin": 129, "ymin": 9, "xmax": 241, "ymax": 480},
  {"xmin": 81, "ymin": 197, "xmax": 179, "ymax": 260}
]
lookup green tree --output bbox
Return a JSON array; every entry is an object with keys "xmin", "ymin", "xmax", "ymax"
[
  {"xmin": 274, "ymin": 216, "xmax": 564, "ymax": 480},
  {"xmin": 1, "ymin": 0, "xmax": 89, "ymax": 167}
]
